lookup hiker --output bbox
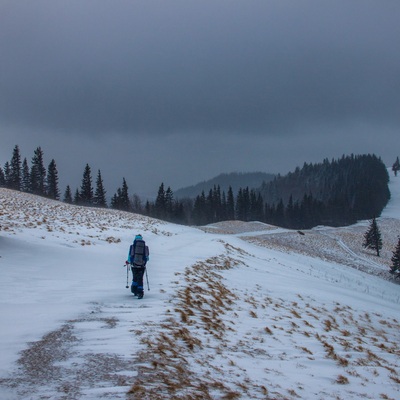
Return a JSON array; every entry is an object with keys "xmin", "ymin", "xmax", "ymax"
[{"xmin": 126, "ymin": 234, "xmax": 149, "ymax": 299}]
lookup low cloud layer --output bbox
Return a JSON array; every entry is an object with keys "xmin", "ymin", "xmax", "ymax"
[{"xmin": 1, "ymin": 1, "xmax": 399, "ymax": 196}]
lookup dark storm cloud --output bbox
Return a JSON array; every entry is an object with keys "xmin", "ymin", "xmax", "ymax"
[{"xmin": 1, "ymin": 0, "xmax": 399, "ymax": 136}]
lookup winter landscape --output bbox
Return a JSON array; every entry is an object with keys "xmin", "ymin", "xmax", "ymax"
[{"xmin": 0, "ymin": 170, "xmax": 400, "ymax": 400}]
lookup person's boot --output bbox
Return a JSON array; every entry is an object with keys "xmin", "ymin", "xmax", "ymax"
[{"xmin": 131, "ymin": 282, "xmax": 137, "ymax": 295}]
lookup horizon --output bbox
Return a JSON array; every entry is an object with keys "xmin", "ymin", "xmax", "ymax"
[
  {"xmin": 1, "ymin": 144, "xmax": 396, "ymax": 201},
  {"xmin": 1, "ymin": 1, "xmax": 400, "ymax": 198}
]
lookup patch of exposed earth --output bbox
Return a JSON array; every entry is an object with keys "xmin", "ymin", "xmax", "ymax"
[{"xmin": 0, "ymin": 303, "xmax": 138, "ymax": 399}]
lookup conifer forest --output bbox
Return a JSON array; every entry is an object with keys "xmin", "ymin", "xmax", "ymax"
[{"xmin": 0, "ymin": 146, "xmax": 391, "ymax": 230}]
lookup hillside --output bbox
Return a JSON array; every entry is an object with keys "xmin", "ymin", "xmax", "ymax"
[
  {"xmin": 0, "ymin": 173, "xmax": 400, "ymax": 399},
  {"xmin": 174, "ymin": 171, "xmax": 275, "ymax": 199}
]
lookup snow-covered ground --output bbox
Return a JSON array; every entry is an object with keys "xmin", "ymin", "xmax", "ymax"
[{"xmin": 0, "ymin": 171, "xmax": 399, "ymax": 399}]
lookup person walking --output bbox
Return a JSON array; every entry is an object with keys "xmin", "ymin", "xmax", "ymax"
[{"xmin": 126, "ymin": 234, "xmax": 149, "ymax": 299}]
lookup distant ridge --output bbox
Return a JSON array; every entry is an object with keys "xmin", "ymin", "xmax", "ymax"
[{"xmin": 174, "ymin": 172, "xmax": 275, "ymax": 199}]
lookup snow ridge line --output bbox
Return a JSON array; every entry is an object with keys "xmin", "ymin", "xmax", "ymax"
[
  {"xmin": 128, "ymin": 240, "xmax": 400, "ymax": 400},
  {"xmin": 127, "ymin": 247, "xmax": 268, "ymax": 399}
]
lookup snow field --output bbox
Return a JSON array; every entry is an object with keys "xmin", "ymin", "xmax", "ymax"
[{"xmin": 0, "ymin": 170, "xmax": 399, "ymax": 399}]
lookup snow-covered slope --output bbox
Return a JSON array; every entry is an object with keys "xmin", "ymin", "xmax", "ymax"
[{"xmin": 0, "ymin": 173, "xmax": 399, "ymax": 399}]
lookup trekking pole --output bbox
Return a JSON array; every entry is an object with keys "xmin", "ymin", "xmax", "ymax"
[
  {"xmin": 125, "ymin": 264, "xmax": 129, "ymax": 289},
  {"xmin": 145, "ymin": 268, "xmax": 150, "ymax": 291}
]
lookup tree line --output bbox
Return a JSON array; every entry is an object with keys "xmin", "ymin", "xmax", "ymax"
[
  {"xmin": 0, "ymin": 145, "xmax": 128, "ymax": 209},
  {"xmin": 141, "ymin": 155, "xmax": 390, "ymax": 230},
  {"xmin": 0, "ymin": 146, "xmax": 393, "ymax": 231},
  {"xmin": 259, "ymin": 154, "xmax": 391, "ymax": 228},
  {"xmin": 0, "ymin": 145, "xmax": 60, "ymax": 200}
]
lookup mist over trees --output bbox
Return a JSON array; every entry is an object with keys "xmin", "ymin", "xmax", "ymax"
[
  {"xmin": 142, "ymin": 154, "xmax": 390, "ymax": 230},
  {"xmin": 0, "ymin": 147, "xmax": 391, "ymax": 230},
  {"xmin": 258, "ymin": 154, "xmax": 390, "ymax": 228}
]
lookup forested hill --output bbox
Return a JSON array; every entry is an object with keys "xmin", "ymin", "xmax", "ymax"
[
  {"xmin": 259, "ymin": 154, "xmax": 390, "ymax": 227},
  {"xmin": 174, "ymin": 172, "xmax": 275, "ymax": 199}
]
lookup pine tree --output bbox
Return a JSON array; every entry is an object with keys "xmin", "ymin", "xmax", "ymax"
[
  {"xmin": 192, "ymin": 191, "xmax": 207, "ymax": 225},
  {"xmin": 73, "ymin": 188, "xmax": 80, "ymax": 205},
  {"xmin": 120, "ymin": 178, "xmax": 130, "ymax": 211},
  {"xmin": 63, "ymin": 185, "xmax": 73, "ymax": 203},
  {"xmin": 362, "ymin": 217, "xmax": 383, "ymax": 257},
  {"xmin": 111, "ymin": 178, "xmax": 130, "ymax": 211},
  {"xmin": 9, "ymin": 145, "xmax": 22, "ymax": 190},
  {"xmin": 79, "ymin": 164, "xmax": 93, "ymax": 205},
  {"xmin": 226, "ymin": 186, "xmax": 235, "ymax": 220},
  {"xmin": 31, "ymin": 147, "xmax": 46, "ymax": 195},
  {"xmin": 213, "ymin": 185, "xmax": 222, "ymax": 222},
  {"xmin": 155, "ymin": 183, "xmax": 166, "ymax": 219},
  {"xmin": 110, "ymin": 193, "xmax": 119, "ymax": 209},
  {"xmin": 206, "ymin": 189, "xmax": 215, "ymax": 222},
  {"xmin": 165, "ymin": 186, "xmax": 174, "ymax": 219},
  {"xmin": 390, "ymin": 237, "xmax": 400, "ymax": 276},
  {"xmin": 21, "ymin": 158, "xmax": 31, "ymax": 192},
  {"xmin": 93, "ymin": 170, "xmax": 107, "ymax": 207},
  {"xmin": 46, "ymin": 159, "xmax": 60, "ymax": 200},
  {"xmin": 236, "ymin": 188, "xmax": 250, "ymax": 221},
  {"xmin": 249, "ymin": 190, "xmax": 264, "ymax": 221}
]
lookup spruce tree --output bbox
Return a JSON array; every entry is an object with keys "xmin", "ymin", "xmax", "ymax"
[
  {"xmin": 111, "ymin": 178, "xmax": 130, "ymax": 211},
  {"xmin": 63, "ymin": 185, "xmax": 73, "ymax": 204},
  {"xmin": 120, "ymin": 178, "xmax": 130, "ymax": 211},
  {"xmin": 213, "ymin": 185, "xmax": 222, "ymax": 222},
  {"xmin": 9, "ymin": 145, "xmax": 22, "ymax": 191},
  {"xmin": 362, "ymin": 217, "xmax": 383, "ymax": 257},
  {"xmin": 73, "ymin": 188, "xmax": 80, "ymax": 205},
  {"xmin": 226, "ymin": 186, "xmax": 235, "ymax": 220},
  {"xmin": 46, "ymin": 159, "xmax": 60, "ymax": 200},
  {"xmin": 236, "ymin": 188, "xmax": 247, "ymax": 221},
  {"xmin": 21, "ymin": 158, "xmax": 31, "ymax": 192},
  {"xmin": 110, "ymin": 193, "xmax": 118, "ymax": 209},
  {"xmin": 192, "ymin": 191, "xmax": 207, "ymax": 225},
  {"xmin": 204, "ymin": 189, "xmax": 214, "ymax": 222},
  {"xmin": 31, "ymin": 147, "xmax": 46, "ymax": 195},
  {"xmin": 165, "ymin": 186, "xmax": 174, "ymax": 219},
  {"xmin": 390, "ymin": 237, "xmax": 400, "ymax": 276},
  {"xmin": 93, "ymin": 170, "xmax": 107, "ymax": 207},
  {"xmin": 79, "ymin": 164, "xmax": 93, "ymax": 205},
  {"xmin": 155, "ymin": 183, "xmax": 166, "ymax": 219}
]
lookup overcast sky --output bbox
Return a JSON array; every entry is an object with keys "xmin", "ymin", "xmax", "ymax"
[{"xmin": 1, "ymin": 1, "xmax": 399, "ymax": 198}]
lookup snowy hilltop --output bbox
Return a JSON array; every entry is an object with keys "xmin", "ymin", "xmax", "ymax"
[{"xmin": 0, "ymin": 172, "xmax": 400, "ymax": 399}]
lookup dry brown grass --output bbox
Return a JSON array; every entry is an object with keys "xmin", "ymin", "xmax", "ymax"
[
  {"xmin": 127, "ymin": 252, "xmax": 250, "ymax": 399},
  {"xmin": 335, "ymin": 375, "xmax": 349, "ymax": 385}
]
